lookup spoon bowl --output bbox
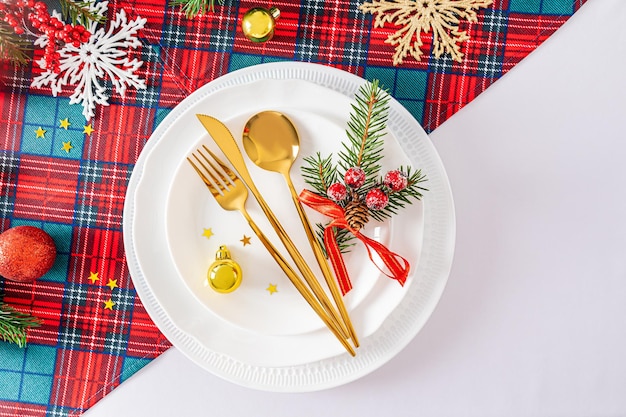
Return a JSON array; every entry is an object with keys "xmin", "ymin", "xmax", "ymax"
[{"xmin": 242, "ymin": 111, "xmax": 299, "ymax": 175}]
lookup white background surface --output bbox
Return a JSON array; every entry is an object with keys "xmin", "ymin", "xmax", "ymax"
[{"xmin": 86, "ymin": 0, "xmax": 626, "ymax": 415}]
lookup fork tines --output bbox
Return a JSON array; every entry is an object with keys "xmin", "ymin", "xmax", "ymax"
[{"xmin": 188, "ymin": 146, "xmax": 235, "ymax": 195}]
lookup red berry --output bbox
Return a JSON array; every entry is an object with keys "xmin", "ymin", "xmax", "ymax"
[
  {"xmin": 365, "ymin": 188, "xmax": 389, "ymax": 210},
  {"xmin": 344, "ymin": 167, "xmax": 366, "ymax": 189},
  {"xmin": 327, "ymin": 182, "xmax": 348, "ymax": 202},
  {"xmin": 383, "ymin": 169, "xmax": 408, "ymax": 191}
]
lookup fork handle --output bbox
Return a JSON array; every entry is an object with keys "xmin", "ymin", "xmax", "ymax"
[{"xmin": 240, "ymin": 210, "xmax": 356, "ymax": 357}]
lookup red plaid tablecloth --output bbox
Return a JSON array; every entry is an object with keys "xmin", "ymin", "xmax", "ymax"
[{"xmin": 0, "ymin": 0, "xmax": 587, "ymax": 415}]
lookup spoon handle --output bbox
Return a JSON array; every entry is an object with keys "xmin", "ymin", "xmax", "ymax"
[{"xmin": 285, "ymin": 176, "xmax": 360, "ymax": 347}]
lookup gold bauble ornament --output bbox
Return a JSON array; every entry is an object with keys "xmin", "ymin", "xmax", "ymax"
[
  {"xmin": 207, "ymin": 245, "xmax": 242, "ymax": 293},
  {"xmin": 241, "ymin": 6, "xmax": 280, "ymax": 43}
]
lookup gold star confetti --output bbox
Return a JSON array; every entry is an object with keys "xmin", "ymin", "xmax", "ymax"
[
  {"xmin": 240, "ymin": 235, "xmax": 251, "ymax": 246},
  {"xmin": 266, "ymin": 283, "xmax": 278, "ymax": 295},
  {"xmin": 106, "ymin": 279, "xmax": 118, "ymax": 290},
  {"xmin": 59, "ymin": 118, "xmax": 71, "ymax": 129},
  {"xmin": 202, "ymin": 228, "xmax": 214, "ymax": 239},
  {"xmin": 104, "ymin": 299, "xmax": 115, "ymax": 310},
  {"xmin": 83, "ymin": 124, "xmax": 95, "ymax": 136},
  {"xmin": 35, "ymin": 127, "xmax": 46, "ymax": 138},
  {"xmin": 88, "ymin": 272, "xmax": 100, "ymax": 283},
  {"xmin": 61, "ymin": 141, "xmax": 73, "ymax": 153}
]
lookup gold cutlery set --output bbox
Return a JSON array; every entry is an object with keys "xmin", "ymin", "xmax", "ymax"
[{"xmin": 187, "ymin": 112, "xmax": 358, "ymax": 356}]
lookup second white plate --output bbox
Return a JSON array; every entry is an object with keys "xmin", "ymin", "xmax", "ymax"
[{"xmin": 165, "ymin": 79, "xmax": 423, "ymax": 341}]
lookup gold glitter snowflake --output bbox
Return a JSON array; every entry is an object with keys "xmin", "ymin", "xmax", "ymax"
[{"xmin": 360, "ymin": 0, "xmax": 493, "ymax": 65}]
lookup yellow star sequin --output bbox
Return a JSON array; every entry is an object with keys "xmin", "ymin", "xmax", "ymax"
[
  {"xmin": 61, "ymin": 141, "xmax": 73, "ymax": 153},
  {"xmin": 240, "ymin": 235, "xmax": 251, "ymax": 246},
  {"xmin": 59, "ymin": 118, "xmax": 70, "ymax": 129},
  {"xmin": 106, "ymin": 279, "xmax": 118, "ymax": 290},
  {"xmin": 88, "ymin": 272, "xmax": 100, "ymax": 284},
  {"xmin": 266, "ymin": 283, "xmax": 278, "ymax": 295},
  {"xmin": 35, "ymin": 127, "xmax": 46, "ymax": 138},
  {"xmin": 202, "ymin": 228, "xmax": 214, "ymax": 239},
  {"xmin": 104, "ymin": 299, "xmax": 115, "ymax": 310},
  {"xmin": 83, "ymin": 124, "xmax": 94, "ymax": 136}
]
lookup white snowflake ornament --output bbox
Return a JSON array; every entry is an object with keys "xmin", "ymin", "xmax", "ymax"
[
  {"xmin": 360, "ymin": 0, "xmax": 493, "ymax": 65},
  {"xmin": 31, "ymin": 1, "xmax": 147, "ymax": 121}
]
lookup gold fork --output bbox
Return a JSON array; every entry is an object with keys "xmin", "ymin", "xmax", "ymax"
[{"xmin": 187, "ymin": 146, "xmax": 356, "ymax": 356}]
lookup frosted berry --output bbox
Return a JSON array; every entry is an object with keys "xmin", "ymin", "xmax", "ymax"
[
  {"xmin": 384, "ymin": 169, "xmax": 408, "ymax": 191},
  {"xmin": 344, "ymin": 167, "xmax": 366, "ymax": 189},
  {"xmin": 327, "ymin": 182, "xmax": 347, "ymax": 202},
  {"xmin": 365, "ymin": 188, "xmax": 389, "ymax": 210}
]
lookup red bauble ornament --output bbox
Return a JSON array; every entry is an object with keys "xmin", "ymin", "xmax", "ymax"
[
  {"xmin": 383, "ymin": 169, "xmax": 408, "ymax": 191},
  {"xmin": 365, "ymin": 188, "xmax": 389, "ymax": 210},
  {"xmin": 0, "ymin": 226, "xmax": 57, "ymax": 282},
  {"xmin": 327, "ymin": 182, "xmax": 347, "ymax": 201},
  {"xmin": 344, "ymin": 167, "xmax": 366, "ymax": 189}
]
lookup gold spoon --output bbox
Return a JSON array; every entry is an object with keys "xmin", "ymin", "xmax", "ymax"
[{"xmin": 242, "ymin": 111, "xmax": 359, "ymax": 347}]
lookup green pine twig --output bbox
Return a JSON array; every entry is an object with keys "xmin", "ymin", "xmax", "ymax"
[
  {"xmin": 301, "ymin": 152, "xmax": 338, "ymax": 196},
  {"xmin": 369, "ymin": 166, "xmax": 428, "ymax": 223},
  {"xmin": 0, "ymin": 21, "xmax": 31, "ymax": 66},
  {"xmin": 60, "ymin": 0, "xmax": 106, "ymax": 25},
  {"xmin": 170, "ymin": 0, "xmax": 224, "ymax": 18},
  {"xmin": 0, "ymin": 300, "xmax": 42, "ymax": 348},
  {"xmin": 338, "ymin": 79, "xmax": 390, "ymax": 189}
]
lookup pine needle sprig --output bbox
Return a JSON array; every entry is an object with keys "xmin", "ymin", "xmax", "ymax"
[
  {"xmin": 0, "ymin": 22, "xmax": 31, "ymax": 66},
  {"xmin": 60, "ymin": 0, "xmax": 106, "ymax": 25},
  {"xmin": 301, "ymin": 152, "xmax": 338, "ymax": 196},
  {"xmin": 338, "ymin": 79, "xmax": 390, "ymax": 189},
  {"xmin": 170, "ymin": 0, "xmax": 224, "ymax": 18},
  {"xmin": 0, "ymin": 299, "xmax": 42, "ymax": 348},
  {"xmin": 370, "ymin": 166, "xmax": 428, "ymax": 222}
]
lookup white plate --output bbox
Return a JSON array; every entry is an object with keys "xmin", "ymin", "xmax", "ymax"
[
  {"xmin": 123, "ymin": 62, "xmax": 456, "ymax": 391},
  {"xmin": 165, "ymin": 80, "xmax": 422, "ymax": 341}
]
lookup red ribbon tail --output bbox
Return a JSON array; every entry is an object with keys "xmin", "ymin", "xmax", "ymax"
[
  {"xmin": 324, "ymin": 225, "xmax": 353, "ymax": 295},
  {"xmin": 357, "ymin": 233, "xmax": 410, "ymax": 287}
]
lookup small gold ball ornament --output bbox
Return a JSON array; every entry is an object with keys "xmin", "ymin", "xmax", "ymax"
[
  {"xmin": 207, "ymin": 245, "xmax": 242, "ymax": 293},
  {"xmin": 241, "ymin": 6, "xmax": 280, "ymax": 43}
]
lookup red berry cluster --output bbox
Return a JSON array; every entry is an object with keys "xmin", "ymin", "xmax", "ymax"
[
  {"xmin": 326, "ymin": 167, "xmax": 409, "ymax": 211},
  {"xmin": 1, "ymin": 0, "xmax": 90, "ymax": 73},
  {"xmin": 0, "ymin": 0, "xmax": 26, "ymax": 34}
]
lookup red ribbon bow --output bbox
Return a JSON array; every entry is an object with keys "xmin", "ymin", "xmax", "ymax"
[{"xmin": 299, "ymin": 189, "xmax": 410, "ymax": 295}]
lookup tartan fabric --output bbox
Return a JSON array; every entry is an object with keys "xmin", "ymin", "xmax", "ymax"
[{"xmin": 0, "ymin": 0, "xmax": 587, "ymax": 415}]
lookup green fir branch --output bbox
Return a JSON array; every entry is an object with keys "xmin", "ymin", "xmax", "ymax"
[
  {"xmin": 60, "ymin": 0, "xmax": 106, "ymax": 25},
  {"xmin": 170, "ymin": 0, "xmax": 224, "ymax": 18},
  {"xmin": 370, "ymin": 166, "xmax": 428, "ymax": 222},
  {"xmin": 301, "ymin": 152, "xmax": 338, "ymax": 196},
  {"xmin": 0, "ymin": 22, "xmax": 31, "ymax": 66},
  {"xmin": 338, "ymin": 79, "xmax": 391, "ymax": 189},
  {"xmin": 0, "ymin": 299, "xmax": 42, "ymax": 348}
]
